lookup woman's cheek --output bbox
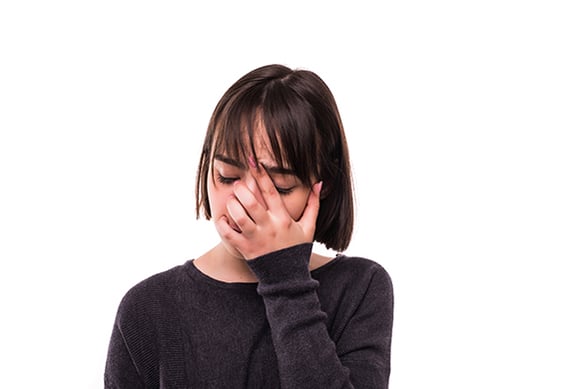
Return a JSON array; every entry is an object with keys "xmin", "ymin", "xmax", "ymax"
[
  {"xmin": 207, "ymin": 183, "xmax": 229, "ymax": 221},
  {"xmin": 284, "ymin": 191, "xmax": 311, "ymax": 221}
]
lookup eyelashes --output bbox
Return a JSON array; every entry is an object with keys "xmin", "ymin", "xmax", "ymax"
[
  {"xmin": 216, "ymin": 173, "xmax": 295, "ymax": 195},
  {"xmin": 216, "ymin": 174, "xmax": 237, "ymax": 185}
]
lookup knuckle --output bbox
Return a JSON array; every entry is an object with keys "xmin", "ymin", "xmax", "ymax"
[
  {"xmin": 232, "ymin": 213, "xmax": 246, "ymax": 225},
  {"xmin": 267, "ymin": 229, "xmax": 277, "ymax": 240},
  {"xmin": 221, "ymin": 227, "xmax": 235, "ymax": 240},
  {"xmin": 274, "ymin": 218, "xmax": 291, "ymax": 231},
  {"xmin": 262, "ymin": 185, "xmax": 278, "ymax": 197},
  {"xmin": 246, "ymin": 201, "xmax": 261, "ymax": 213}
]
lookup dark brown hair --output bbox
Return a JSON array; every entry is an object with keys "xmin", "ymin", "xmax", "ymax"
[{"xmin": 195, "ymin": 64, "xmax": 354, "ymax": 251}]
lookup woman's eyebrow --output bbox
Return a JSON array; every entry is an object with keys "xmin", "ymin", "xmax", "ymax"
[
  {"xmin": 214, "ymin": 154, "xmax": 245, "ymax": 169},
  {"xmin": 260, "ymin": 163, "xmax": 296, "ymax": 176},
  {"xmin": 214, "ymin": 154, "xmax": 296, "ymax": 176}
]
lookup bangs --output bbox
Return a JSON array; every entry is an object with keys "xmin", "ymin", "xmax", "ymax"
[{"xmin": 210, "ymin": 80, "xmax": 320, "ymax": 185}]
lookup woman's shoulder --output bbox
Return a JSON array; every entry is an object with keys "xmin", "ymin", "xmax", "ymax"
[
  {"xmin": 312, "ymin": 254, "xmax": 393, "ymax": 323},
  {"xmin": 115, "ymin": 263, "xmax": 188, "ymax": 321},
  {"xmin": 315, "ymin": 253, "xmax": 390, "ymax": 277},
  {"xmin": 313, "ymin": 253, "xmax": 393, "ymax": 292}
]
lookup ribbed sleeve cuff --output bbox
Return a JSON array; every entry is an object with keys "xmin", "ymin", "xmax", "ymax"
[{"xmin": 246, "ymin": 243, "xmax": 313, "ymax": 285}]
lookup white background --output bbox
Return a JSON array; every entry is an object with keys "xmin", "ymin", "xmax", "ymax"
[{"xmin": 1, "ymin": 1, "xmax": 583, "ymax": 388}]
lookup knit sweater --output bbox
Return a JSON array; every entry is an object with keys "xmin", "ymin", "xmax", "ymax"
[{"xmin": 105, "ymin": 243, "xmax": 393, "ymax": 388}]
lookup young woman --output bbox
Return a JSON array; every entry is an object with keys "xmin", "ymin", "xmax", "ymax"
[{"xmin": 105, "ymin": 64, "xmax": 394, "ymax": 388}]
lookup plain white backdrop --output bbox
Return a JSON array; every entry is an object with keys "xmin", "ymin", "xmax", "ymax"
[{"xmin": 1, "ymin": 1, "xmax": 583, "ymax": 388}]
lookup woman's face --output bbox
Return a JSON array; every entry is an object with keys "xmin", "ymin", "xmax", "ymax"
[{"xmin": 207, "ymin": 133, "xmax": 313, "ymax": 258}]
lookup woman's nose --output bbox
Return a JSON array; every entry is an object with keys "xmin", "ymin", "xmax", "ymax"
[{"xmin": 242, "ymin": 173, "xmax": 267, "ymax": 209}]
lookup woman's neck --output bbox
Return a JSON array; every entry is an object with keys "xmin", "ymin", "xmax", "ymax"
[
  {"xmin": 194, "ymin": 243, "xmax": 258, "ymax": 283},
  {"xmin": 193, "ymin": 242, "xmax": 335, "ymax": 283}
]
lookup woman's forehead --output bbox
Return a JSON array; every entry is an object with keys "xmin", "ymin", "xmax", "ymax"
[
  {"xmin": 213, "ymin": 125, "xmax": 286, "ymax": 164},
  {"xmin": 213, "ymin": 146, "xmax": 291, "ymax": 171}
]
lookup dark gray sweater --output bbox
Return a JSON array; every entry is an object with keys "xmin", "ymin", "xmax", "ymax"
[{"xmin": 105, "ymin": 243, "xmax": 393, "ymax": 388}]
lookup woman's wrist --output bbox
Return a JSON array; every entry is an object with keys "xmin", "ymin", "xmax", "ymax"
[{"xmin": 246, "ymin": 243, "xmax": 313, "ymax": 284}]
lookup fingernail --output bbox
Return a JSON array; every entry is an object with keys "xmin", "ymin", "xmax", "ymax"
[
  {"xmin": 248, "ymin": 155, "xmax": 257, "ymax": 169},
  {"xmin": 316, "ymin": 181, "xmax": 323, "ymax": 193}
]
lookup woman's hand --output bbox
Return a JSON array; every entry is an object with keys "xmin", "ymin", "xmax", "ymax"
[{"xmin": 215, "ymin": 159, "xmax": 322, "ymax": 260}]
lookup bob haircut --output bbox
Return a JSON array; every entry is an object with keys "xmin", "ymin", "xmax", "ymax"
[{"xmin": 196, "ymin": 64, "xmax": 354, "ymax": 251}]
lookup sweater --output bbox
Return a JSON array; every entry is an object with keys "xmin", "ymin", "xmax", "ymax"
[{"xmin": 105, "ymin": 243, "xmax": 393, "ymax": 388}]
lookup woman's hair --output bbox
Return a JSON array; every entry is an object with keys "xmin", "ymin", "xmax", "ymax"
[{"xmin": 195, "ymin": 64, "xmax": 354, "ymax": 251}]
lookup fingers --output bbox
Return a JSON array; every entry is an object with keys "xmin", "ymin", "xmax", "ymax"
[
  {"xmin": 214, "ymin": 215, "xmax": 242, "ymax": 242},
  {"xmin": 225, "ymin": 196, "xmax": 252, "ymax": 233},
  {"xmin": 224, "ymin": 177, "xmax": 271, "ymax": 235},
  {"xmin": 298, "ymin": 181, "xmax": 322, "ymax": 238},
  {"xmin": 232, "ymin": 181, "xmax": 268, "ymax": 225},
  {"xmin": 248, "ymin": 158, "xmax": 286, "ymax": 215}
]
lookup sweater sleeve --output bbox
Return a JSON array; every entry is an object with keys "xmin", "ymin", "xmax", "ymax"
[{"xmin": 247, "ymin": 243, "xmax": 393, "ymax": 389}]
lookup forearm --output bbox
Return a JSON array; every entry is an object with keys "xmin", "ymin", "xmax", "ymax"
[{"xmin": 248, "ymin": 244, "xmax": 354, "ymax": 389}]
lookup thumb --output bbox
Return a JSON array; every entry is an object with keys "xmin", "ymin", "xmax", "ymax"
[{"xmin": 298, "ymin": 181, "xmax": 323, "ymax": 238}]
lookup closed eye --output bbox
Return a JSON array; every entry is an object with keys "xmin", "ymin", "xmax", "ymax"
[
  {"xmin": 216, "ymin": 173, "xmax": 295, "ymax": 195},
  {"xmin": 216, "ymin": 173, "xmax": 239, "ymax": 185},
  {"xmin": 275, "ymin": 186, "xmax": 295, "ymax": 195}
]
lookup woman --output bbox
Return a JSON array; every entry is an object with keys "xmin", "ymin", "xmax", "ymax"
[{"xmin": 105, "ymin": 64, "xmax": 393, "ymax": 388}]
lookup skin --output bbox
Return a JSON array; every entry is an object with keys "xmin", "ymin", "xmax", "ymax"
[{"xmin": 194, "ymin": 131, "xmax": 331, "ymax": 283}]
